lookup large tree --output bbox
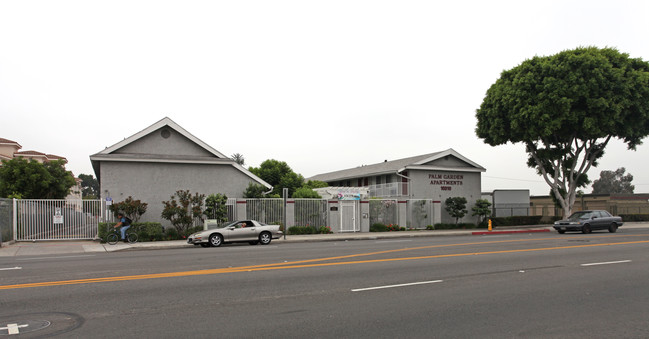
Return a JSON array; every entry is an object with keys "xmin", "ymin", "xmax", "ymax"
[
  {"xmin": 78, "ymin": 173, "xmax": 99, "ymax": 198},
  {"xmin": 592, "ymin": 167, "xmax": 634, "ymax": 194},
  {"xmin": 249, "ymin": 159, "xmax": 305, "ymax": 197},
  {"xmin": 0, "ymin": 158, "xmax": 76, "ymax": 199},
  {"xmin": 476, "ymin": 47, "xmax": 649, "ymax": 217}
]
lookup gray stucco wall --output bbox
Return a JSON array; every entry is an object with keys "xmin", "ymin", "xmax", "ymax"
[
  {"xmin": 427, "ymin": 155, "xmax": 474, "ymax": 168},
  {"xmin": 409, "ymin": 170, "xmax": 482, "ymax": 224},
  {"xmin": 114, "ymin": 127, "xmax": 214, "ymax": 157},
  {"xmin": 100, "ymin": 161, "xmax": 258, "ymax": 226}
]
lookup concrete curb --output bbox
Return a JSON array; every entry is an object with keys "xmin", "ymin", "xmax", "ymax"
[
  {"xmin": 472, "ymin": 229, "xmax": 552, "ymax": 235},
  {"xmin": 2, "ymin": 223, "xmax": 647, "ymax": 256}
]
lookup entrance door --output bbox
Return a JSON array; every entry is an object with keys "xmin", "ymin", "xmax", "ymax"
[{"xmin": 340, "ymin": 201, "xmax": 358, "ymax": 232}]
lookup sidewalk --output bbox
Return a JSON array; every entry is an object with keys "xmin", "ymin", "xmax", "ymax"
[{"xmin": 1, "ymin": 223, "xmax": 646, "ymax": 257}]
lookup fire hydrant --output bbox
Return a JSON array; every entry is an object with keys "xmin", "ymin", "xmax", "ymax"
[{"xmin": 488, "ymin": 219, "xmax": 492, "ymax": 231}]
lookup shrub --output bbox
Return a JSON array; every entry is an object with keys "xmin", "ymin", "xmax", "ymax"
[
  {"xmin": 98, "ymin": 222, "xmax": 163, "ymax": 242},
  {"xmin": 108, "ymin": 196, "xmax": 148, "ymax": 222},
  {"xmin": 288, "ymin": 226, "xmax": 317, "ymax": 235},
  {"xmin": 490, "ymin": 216, "xmax": 544, "ymax": 226},
  {"xmin": 370, "ymin": 223, "xmax": 387, "ymax": 232},
  {"xmin": 317, "ymin": 226, "xmax": 332, "ymax": 234},
  {"xmin": 161, "ymin": 190, "xmax": 206, "ymax": 236},
  {"xmin": 433, "ymin": 223, "xmax": 478, "ymax": 230},
  {"xmin": 164, "ymin": 227, "xmax": 179, "ymax": 240},
  {"xmin": 386, "ymin": 224, "xmax": 403, "ymax": 232}
]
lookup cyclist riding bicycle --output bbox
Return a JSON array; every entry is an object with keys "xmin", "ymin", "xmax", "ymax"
[{"xmin": 114, "ymin": 213, "xmax": 132, "ymax": 242}]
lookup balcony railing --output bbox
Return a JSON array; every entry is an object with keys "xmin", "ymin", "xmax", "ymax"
[{"xmin": 368, "ymin": 182, "xmax": 409, "ymax": 198}]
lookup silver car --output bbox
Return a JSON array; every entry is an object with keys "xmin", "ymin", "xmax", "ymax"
[{"xmin": 187, "ymin": 220, "xmax": 283, "ymax": 247}]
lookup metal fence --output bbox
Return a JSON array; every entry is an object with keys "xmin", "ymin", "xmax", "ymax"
[
  {"xmin": 15, "ymin": 199, "xmax": 103, "ymax": 241},
  {"xmin": 246, "ymin": 199, "xmax": 284, "ymax": 225},
  {"xmin": 493, "ymin": 207, "xmax": 530, "ymax": 217},
  {"xmin": 293, "ymin": 199, "xmax": 328, "ymax": 227},
  {"xmin": 0, "ymin": 198, "xmax": 13, "ymax": 246},
  {"xmin": 369, "ymin": 199, "xmax": 398, "ymax": 226},
  {"xmin": 407, "ymin": 199, "xmax": 434, "ymax": 229}
]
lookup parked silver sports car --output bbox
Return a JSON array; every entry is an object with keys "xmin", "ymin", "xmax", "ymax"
[{"xmin": 187, "ymin": 220, "xmax": 283, "ymax": 247}]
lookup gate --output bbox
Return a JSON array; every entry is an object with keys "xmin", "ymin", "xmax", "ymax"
[
  {"xmin": 340, "ymin": 201, "xmax": 359, "ymax": 232},
  {"xmin": 407, "ymin": 199, "xmax": 434, "ymax": 229},
  {"xmin": 15, "ymin": 199, "xmax": 103, "ymax": 241}
]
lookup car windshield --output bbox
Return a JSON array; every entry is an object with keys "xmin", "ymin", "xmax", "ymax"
[{"xmin": 567, "ymin": 212, "xmax": 594, "ymax": 221}]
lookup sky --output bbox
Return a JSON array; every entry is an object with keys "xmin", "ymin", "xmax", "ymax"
[{"xmin": 1, "ymin": 0, "xmax": 648, "ymax": 196}]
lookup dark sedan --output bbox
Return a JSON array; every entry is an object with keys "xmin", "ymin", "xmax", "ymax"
[{"xmin": 553, "ymin": 210, "xmax": 623, "ymax": 234}]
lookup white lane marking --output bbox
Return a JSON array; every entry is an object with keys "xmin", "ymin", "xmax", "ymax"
[
  {"xmin": 352, "ymin": 280, "xmax": 443, "ymax": 292},
  {"xmin": 1, "ymin": 323, "xmax": 28, "ymax": 334},
  {"xmin": 581, "ymin": 260, "xmax": 632, "ymax": 267},
  {"xmin": 0, "ymin": 267, "xmax": 22, "ymax": 271},
  {"xmin": 16, "ymin": 254, "xmax": 96, "ymax": 261}
]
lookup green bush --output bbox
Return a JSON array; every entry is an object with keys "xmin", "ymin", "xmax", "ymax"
[
  {"xmin": 370, "ymin": 223, "xmax": 387, "ymax": 232},
  {"xmin": 288, "ymin": 226, "xmax": 317, "ymax": 235},
  {"xmin": 98, "ymin": 222, "xmax": 163, "ymax": 242},
  {"xmin": 164, "ymin": 227, "xmax": 179, "ymax": 240},
  {"xmin": 433, "ymin": 223, "xmax": 478, "ymax": 230},
  {"xmin": 317, "ymin": 226, "xmax": 332, "ymax": 234},
  {"xmin": 386, "ymin": 224, "xmax": 404, "ymax": 231}
]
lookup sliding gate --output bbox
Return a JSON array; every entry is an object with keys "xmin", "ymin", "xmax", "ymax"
[{"xmin": 15, "ymin": 199, "xmax": 103, "ymax": 241}]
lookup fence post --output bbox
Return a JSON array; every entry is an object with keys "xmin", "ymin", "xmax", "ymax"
[
  {"xmin": 283, "ymin": 188, "xmax": 288, "ymax": 240},
  {"xmin": 12, "ymin": 198, "xmax": 17, "ymax": 242}
]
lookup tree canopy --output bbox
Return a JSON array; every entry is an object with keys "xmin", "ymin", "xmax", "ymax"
[
  {"xmin": 78, "ymin": 173, "xmax": 99, "ymax": 198},
  {"xmin": 592, "ymin": 167, "xmax": 634, "ymax": 194},
  {"xmin": 445, "ymin": 197, "xmax": 468, "ymax": 225},
  {"xmin": 476, "ymin": 47, "xmax": 649, "ymax": 217},
  {"xmin": 0, "ymin": 158, "xmax": 76, "ymax": 199},
  {"xmin": 249, "ymin": 159, "xmax": 305, "ymax": 197}
]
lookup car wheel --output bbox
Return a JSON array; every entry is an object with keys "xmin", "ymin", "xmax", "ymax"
[
  {"xmin": 582, "ymin": 224, "xmax": 591, "ymax": 234},
  {"xmin": 248, "ymin": 240, "xmax": 259, "ymax": 245},
  {"xmin": 557, "ymin": 229, "xmax": 566, "ymax": 234},
  {"xmin": 209, "ymin": 234, "xmax": 223, "ymax": 247},
  {"xmin": 608, "ymin": 223, "xmax": 618, "ymax": 233},
  {"xmin": 259, "ymin": 232, "xmax": 272, "ymax": 245}
]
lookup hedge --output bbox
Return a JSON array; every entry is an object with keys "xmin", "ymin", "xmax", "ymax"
[
  {"xmin": 98, "ymin": 222, "xmax": 166, "ymax": 242},
  {"xmin": 489, "ymin": 216, "xmax": 545, "ymax": 226}
]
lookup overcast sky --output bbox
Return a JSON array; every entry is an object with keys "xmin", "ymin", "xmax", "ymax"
[{"xmin": 1, "ymin": 0, "xmax": 648, "ymax": 196}]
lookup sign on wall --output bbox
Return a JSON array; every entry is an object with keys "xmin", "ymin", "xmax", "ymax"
[{"xmin": 429, "ymin": 173, "xmax": 463, "ymax": 191}]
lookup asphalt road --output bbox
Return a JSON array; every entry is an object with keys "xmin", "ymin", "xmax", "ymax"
[{"xmin": 1, "ymin": 229, "xmax": 649, "ymax": 338}]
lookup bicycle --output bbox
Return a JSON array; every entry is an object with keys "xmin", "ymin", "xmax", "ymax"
[{"xmin": 105, "ymin": 226, "xmax": 138, "ymax": 245}]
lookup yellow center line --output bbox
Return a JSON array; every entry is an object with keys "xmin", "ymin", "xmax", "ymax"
[{"xmin": 1, "ymin": 237, "xmax": 648, "ymax": 290}]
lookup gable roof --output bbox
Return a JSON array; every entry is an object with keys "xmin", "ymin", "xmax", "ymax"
[
  {"xmin": 308, "ymin": 148, "xmax": 485, "ymax": 182},
  {"xmin": 97, "ymin": 117, "xmax": 227, "ymax": 158},
  {"xmin": 0, "ymin": 138, "xmax": 21, "ymax": 147},
  {"xmin": 90, "ymin": 117, "xmax": 271, "ymax": 189}
]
